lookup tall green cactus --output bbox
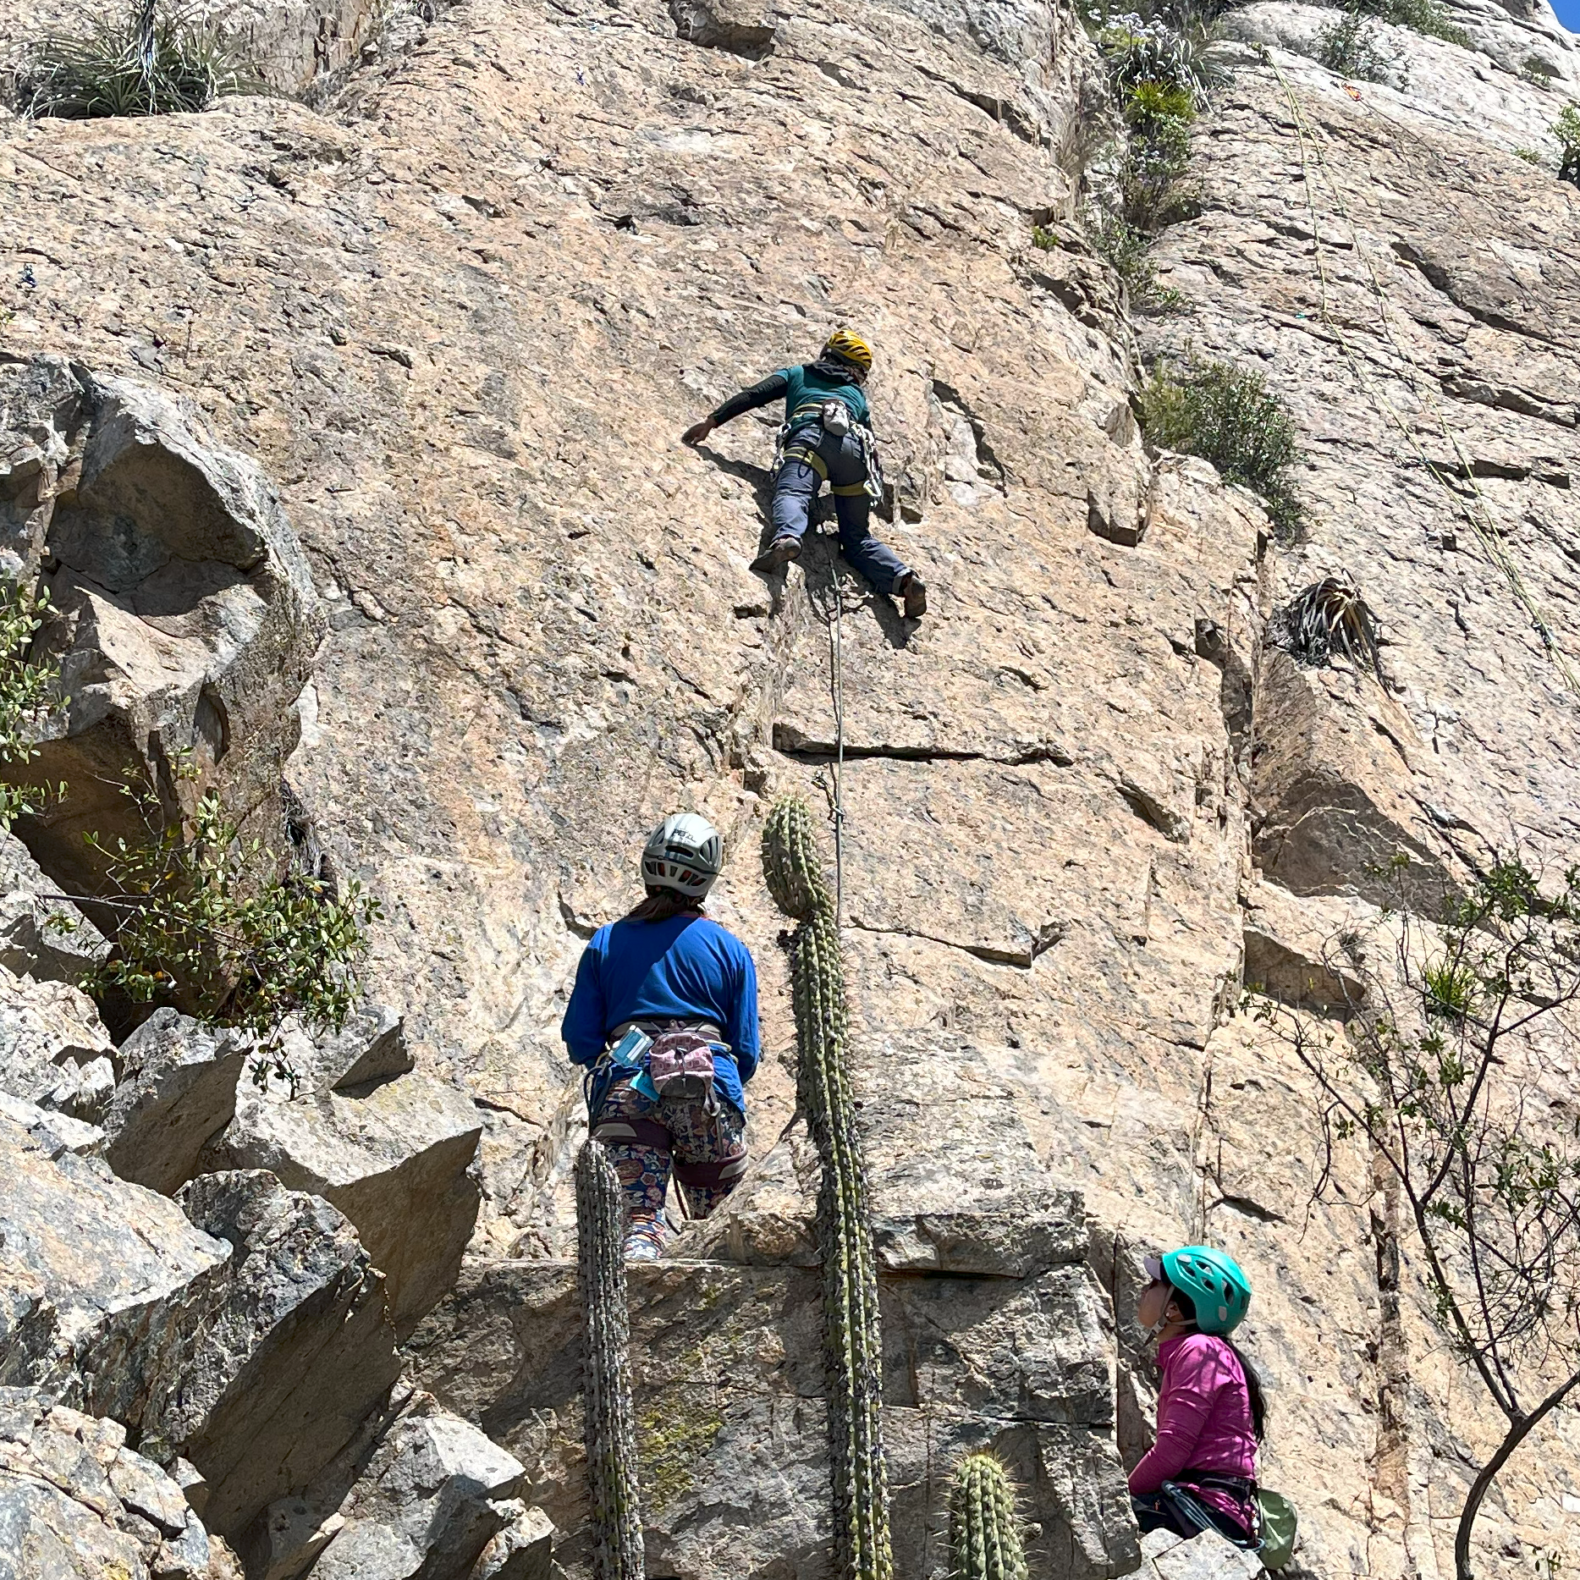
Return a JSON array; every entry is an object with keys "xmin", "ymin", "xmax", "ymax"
[
  {"xmin": 576, "ymin": 1139, "xmax": 644, "ymax": 1580},
  {"xmin": 947, "ymin": 1453, "xmax": 1028, "ymax": 1580},
  {"xmin": 762, "ymin": 796, "xmax": 893, "ymax": 1580}
]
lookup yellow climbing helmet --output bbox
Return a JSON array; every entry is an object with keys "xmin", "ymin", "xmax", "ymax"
[{"xmin": 822, "ymin": 328, "xmax": 873, "ymax": 375}]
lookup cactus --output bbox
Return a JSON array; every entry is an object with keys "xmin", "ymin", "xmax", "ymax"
[
  {"xmin": 762, "ymin": 796, "xmax": 893, "ymax": 1580},
  {"xmin": 576, "ymin": 1139, "xmax": 645, "ymax": 1580},
  {"xmin": 947, "ymin": 1453, "xmax": 1028, "ymax": 1580}
]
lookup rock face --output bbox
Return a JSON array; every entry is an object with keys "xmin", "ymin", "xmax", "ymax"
[
  {"xmin": 172, "ymin": 1170, "xmax": 402, "ymax": 1539},
  {"xmin": 0, "ymin": 970, "xmax": 114, "ymax": 1120},
  {"xmin": 0, "ymin": 1388, "xmax": 222, "ymax": 1580},
  {"xmin": 101, "ymin": 1010, "xmax": 250, "ymax": 1194},
  {"xmin": 3, "ymin": 0, "xmax": 1580, "ymax": 1567},
  {"xmin": 0, "ymin": 1111, "xmax": 232, "ymax": 1413},
  {"xmin": 0, "ymin": 832, "xmax": 108, "ymax": 985},
  {"xmin": 0, "ymin": 354, "xmax": 322, "ymax": 898},
  {"xmin": 309, "ymin": 1393, "xmax": 527, "ymax": 1580},
  {"xmin": 0, "ymin": 1117, "xmax": 402, "ymax": 1546},
  {"xmin": 206, "ymin": 1064, "xmax": 482, "ymax": 1339}
]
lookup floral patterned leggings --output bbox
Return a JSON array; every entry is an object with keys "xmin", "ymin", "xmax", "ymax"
[{"xmin": 590, "ymin": 1074, "xmax": 748, "ymax": 1252}]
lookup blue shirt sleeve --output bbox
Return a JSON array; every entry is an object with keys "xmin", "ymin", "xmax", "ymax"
[
  {"xmin": 561, "ymin": 931, "xmax": 609, "ymax": 1066},
  {"xmin": 727, "ymin": 938, "xmax": 760, "ymax": 1083}
]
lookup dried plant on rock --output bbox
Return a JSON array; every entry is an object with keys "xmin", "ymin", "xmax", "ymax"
[
  {"xmin": 1253, "ymin": 857, "xmax": 1580, "ymax": 1580},
  {"xmin": 1273, "ymin": 574, "xmax": 1383, "ymax": 680}
]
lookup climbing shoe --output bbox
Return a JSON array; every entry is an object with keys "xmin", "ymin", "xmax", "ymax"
[
  {"xmin": 896, "ymin": 571, "xmax": 928, "ymax": 620},
  {"xmin": 750, "ymin": 535, "xmax": 802, "ymax": 575}
]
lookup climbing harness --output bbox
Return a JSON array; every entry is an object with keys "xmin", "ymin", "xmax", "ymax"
[{"xmin": 1262, "ymin": 49, "xmax": 1579, "ymax": 693}]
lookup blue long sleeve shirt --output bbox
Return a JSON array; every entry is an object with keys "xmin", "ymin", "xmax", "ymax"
[{"xmin": 561, "ymin": 913, "xmax": 761, "ymax": 1113}]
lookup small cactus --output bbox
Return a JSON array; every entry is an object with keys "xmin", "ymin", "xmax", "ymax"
[
  {"xmin": 576, "ymin": 1139, "xmax": 644, "ymax": 1580},
  {"xmin": 762, "ymin": 796, "xmax": 892, "ymax": 1580},
  {"xmin": 947, "ymin": 1453, "xmax": 1028, "ymax": 1580}
]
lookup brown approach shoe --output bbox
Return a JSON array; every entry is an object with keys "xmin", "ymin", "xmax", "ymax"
[
  {"xmin": 896, "ymin": 570, "xmax": 928, "ymax": 619},
  {"xmin": 750, "ymin": 535, "xmax": 802, "ymax": 574}
]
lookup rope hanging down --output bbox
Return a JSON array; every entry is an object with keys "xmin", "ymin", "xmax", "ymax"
[
  {"xmin": 809, "ymin": 560, "xmax": 862, "ymax": 926},
  {"xmin": 1262, "ymin": 50, "xmax": 1579, "ymax": 695}
]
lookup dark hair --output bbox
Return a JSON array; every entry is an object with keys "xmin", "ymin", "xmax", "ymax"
[
  {"xmin": 1168, "ymin": 1287, "xmax": 1266, "ymax": 1441},
  {"xmin": 625, "ymin": 889, "xmax": 705, "ymax": 923}
]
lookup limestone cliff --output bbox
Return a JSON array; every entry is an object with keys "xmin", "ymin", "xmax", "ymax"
[{"xmin": 1, "ymin": 0, "xmax": 1579, "ymax": 1570}]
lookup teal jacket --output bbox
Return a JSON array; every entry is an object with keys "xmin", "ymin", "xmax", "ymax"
[{"xmin": 709, "ymin": 360, "xmax": 871, "ymax": 431}]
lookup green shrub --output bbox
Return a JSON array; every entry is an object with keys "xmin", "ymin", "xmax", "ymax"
[
  {"xmin": 1083, "ymin": 207, "xmax": 1185, "ymax": 314},
  {"xmin": 1342, "ymin": 0, "xmax": 1469, "ymax": 46},
  {"xmin": 1513, "ymin": 146, "xmax": 1543, "ymax": 165},
  {"xmin": 1319, "ymin": 11, "xmax": 1403, "ymax": 84},
  {"xmin": 1032, "ymin": 223, "xmax": 1060, "ymax": 250},
  {"xmin": 1521, "ymin": 53, "xmax": 1559, "ymax": 89},
  {"xmin": 1140, "ymin": 357, "xmax": 1303, "ymax": 536},
  {"xmin": 1555, "ymin": 104, "xmax": 1580, "ymax": 186},
  {"xmin": 0, "ymin": 583, "xmax": 66, "ymax": 830},
  {"xmin": 19, "ymin": 0, "xmax": 258, "ymax": 119},
  {"xmin": 85, "ymin": 765, "xmax": 380, "ymax": 1043}
]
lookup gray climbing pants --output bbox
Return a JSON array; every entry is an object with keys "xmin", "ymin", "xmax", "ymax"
[{"xmin": 770, "ymin": 425, "xmax": 908, "ymax": 596}]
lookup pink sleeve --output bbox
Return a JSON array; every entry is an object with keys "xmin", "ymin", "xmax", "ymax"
[{"xmin": 1128, "ymin": 1340, "xmax": 1222, "ymax": 1494}]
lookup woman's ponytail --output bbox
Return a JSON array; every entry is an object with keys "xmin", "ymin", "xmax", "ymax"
[
  {"xmin": 1227, "ymin": 1340, "xmax": 1267, "ymax": 1441},
  {"xmin": 1166, "ymin": 1285, "xmax": 1266, "ymax": 1441}
]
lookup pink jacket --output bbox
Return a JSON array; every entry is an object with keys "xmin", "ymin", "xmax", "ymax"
[{"xmin": 1129, "ymin": 1333, "xmax": 1257, "ymax": 1514}]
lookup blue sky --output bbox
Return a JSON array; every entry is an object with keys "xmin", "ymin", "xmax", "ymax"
[{"xmin": 1551, "ymin": 0, "xmax": 1580, "ymax": 32}]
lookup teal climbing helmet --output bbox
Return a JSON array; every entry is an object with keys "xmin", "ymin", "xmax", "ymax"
[{"xmin": 1159, "ymin": 1246, "xmax": 1252, "ymax": 1335}]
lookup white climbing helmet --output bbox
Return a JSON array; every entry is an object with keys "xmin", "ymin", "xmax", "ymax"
[{"xmin": 640, "ymin": 813, "xmax": 723, "ymax": 899}]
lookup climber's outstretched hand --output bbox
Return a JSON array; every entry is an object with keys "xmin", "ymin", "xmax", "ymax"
[{"xmin": 682, "ymin": 419, "xmax": 715, "ymax": 446}]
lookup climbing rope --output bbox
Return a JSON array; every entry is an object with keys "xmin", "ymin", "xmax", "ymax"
[
  {"xmin": 1261, "ymin": 49, "xmax": 1579, "ymax": 694},
  {"xmin": 809, "ymin": 547, "xmax": 860, "ymax": 927}
]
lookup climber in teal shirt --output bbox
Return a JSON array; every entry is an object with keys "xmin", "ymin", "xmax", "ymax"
[{"xmin": 683, "ymin": 329, "xmax": 929, "ymax": 619}]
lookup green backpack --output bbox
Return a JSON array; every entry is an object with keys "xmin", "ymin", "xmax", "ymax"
[{"xmin": 1258, "ymin": 1490, "xmax": 1299, "ymax": 1570}]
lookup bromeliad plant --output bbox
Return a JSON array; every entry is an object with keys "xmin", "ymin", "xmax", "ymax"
[
  {"xmin": 1274, "ymin": 574, "xmax": 1384, "ymax": 679},
  {"xmin": 762, "ymin": 796, "xmax": 892, "ymax": 1580},
  {"xmin": 1254, "ymin": 857, "xmax": 1580, "ymax": 1580},
  {"xmin": 18, "ymin": 0, "xmax": 258, "ymax": 119},
  {"xmin": 576, "ymin": 1139, "xmax": 645, "ymax": 1580}
]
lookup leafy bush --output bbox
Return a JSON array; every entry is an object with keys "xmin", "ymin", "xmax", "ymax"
[
  {"xmin": 1342, "ymin": 0, "xmax": 1469, "ymax": 46},
  {"xmin": 1140, "ymin": 357, "xmax": 1304, "ymax": 537},
  {"xmin": 85, "ymin": 763, "xmax": 380, "ymax": 1042},
  {"xmin": 1319, "ymin": 11, "xmax": 1405, "ymax": 85},
  {"xmin": 1082, "ymin": 208, "xmax": 1185, "ymax": 314},
  {"xmin": 1555, "ymin": 104, "xmax": 1580, "ymax": 186},
  {"xmin": 0, "ymin": 584, "xmax": 66, "ymax": 830},
  {"xmin": 18, "ymin": 0, "xmax": 258, "ymax": 119},
  {"xmin": 1513, "ymin": 146, "xmax": 1543, "ymax": 166}
]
